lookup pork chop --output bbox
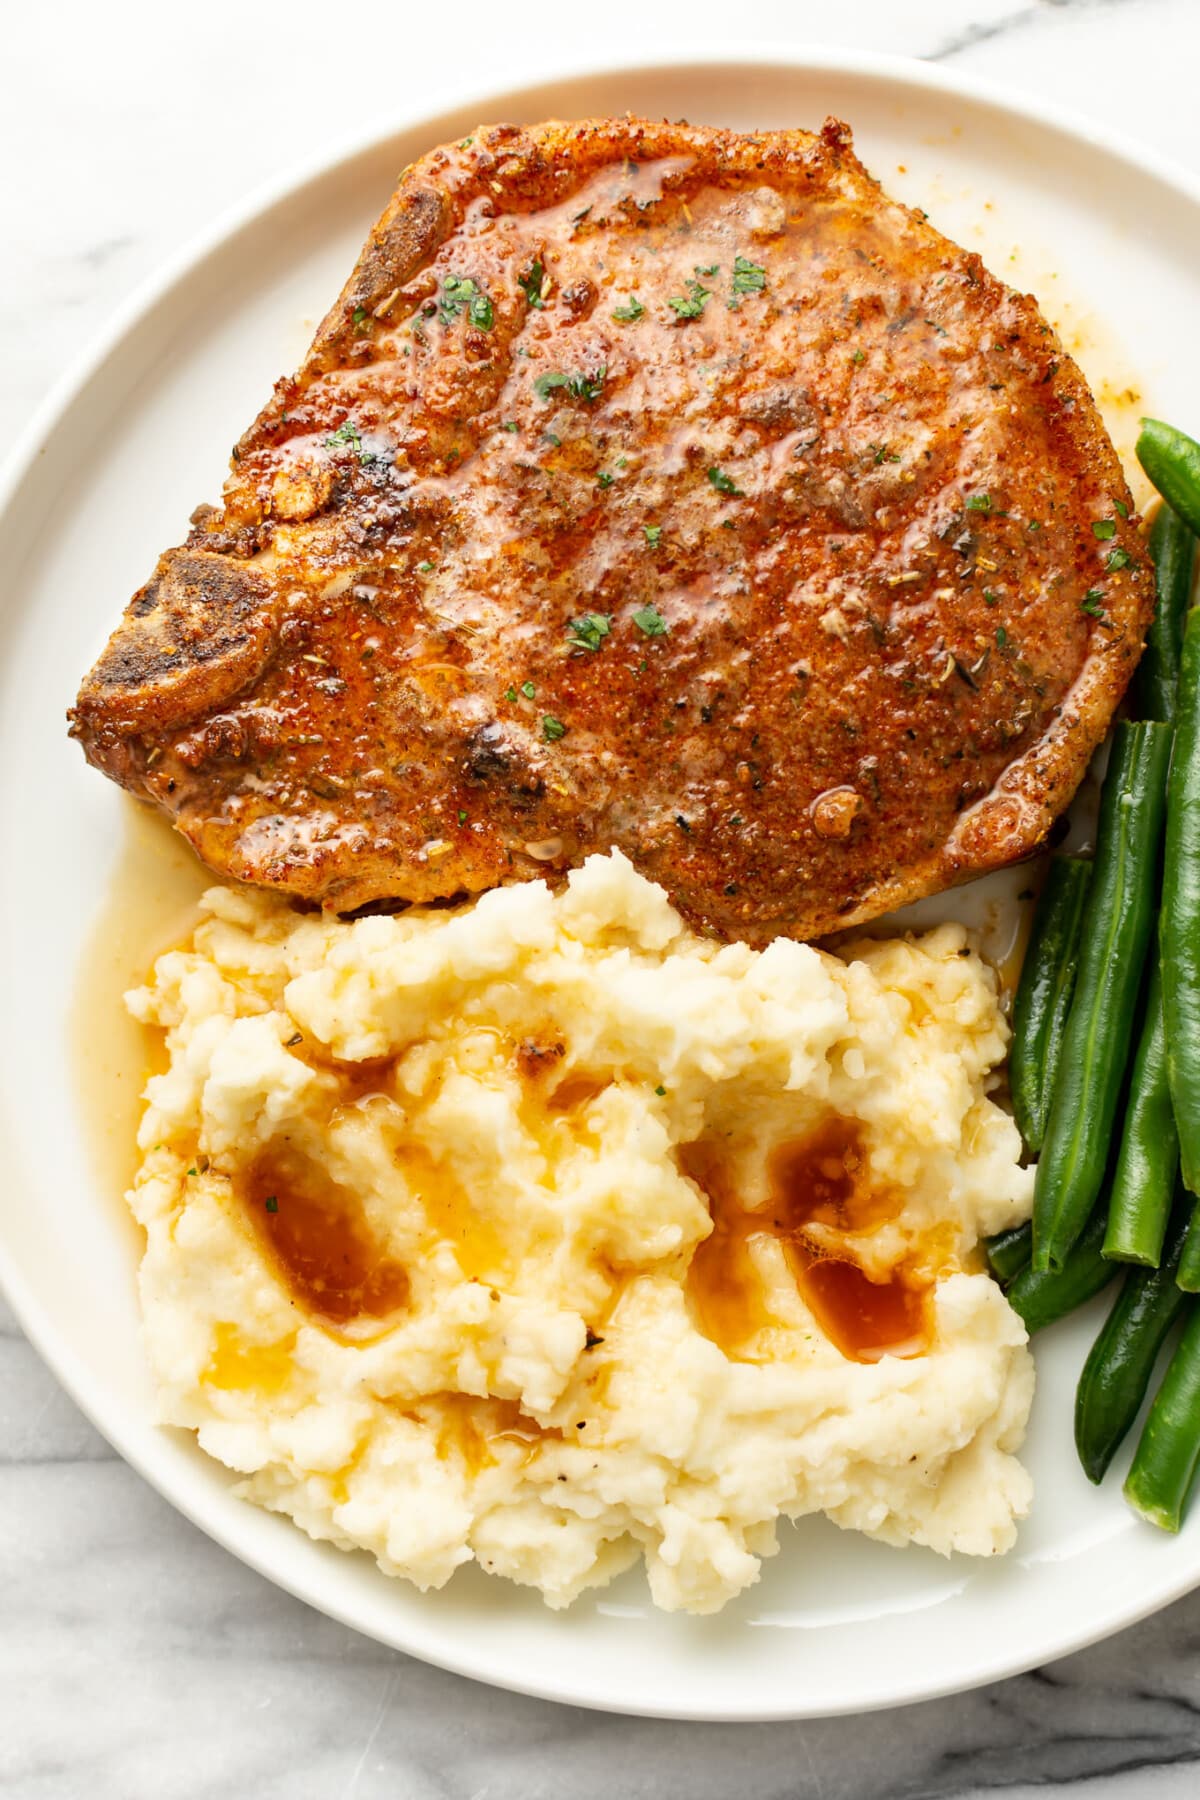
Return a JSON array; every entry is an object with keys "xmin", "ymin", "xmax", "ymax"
[{"xmin": 70, "ymin": 117, "xmax": 1152, "ymax": 945}]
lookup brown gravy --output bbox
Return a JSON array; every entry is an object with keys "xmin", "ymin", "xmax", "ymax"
[
  {"xmin": 243, "ymin": 1146, "xmax": 409, "ymax": 1328},
  {"xmin": 684, "ymin": 1116, "xmax": 932, "ymax": 1365},
  {"xmin": 72, "ymin": 800, "xmax": 209, "ymax": 1213}
]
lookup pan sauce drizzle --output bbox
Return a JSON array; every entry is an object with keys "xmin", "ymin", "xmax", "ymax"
[
  {"xmin": 243, "ymin": 1147, "xmax": 410, "ymax": 1330},
  {"xmin": 683, "ymin": 1116, "xmax": 933, "ymax": 1364}
]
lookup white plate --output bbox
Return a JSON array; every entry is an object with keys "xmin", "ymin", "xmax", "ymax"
[{"xmin": 4, "ymin": 47, "xmax": 1200, "ymax": 1722}]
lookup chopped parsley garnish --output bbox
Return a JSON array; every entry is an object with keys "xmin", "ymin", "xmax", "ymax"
[
  {"xmin": 1028, "ymin": 520, "xmax": 1042, "ymax": 532},
  {"xmin": 851, "ymin": 348, "xmax": 866, "ymax": 366},
  {"xmin": 534, "ymin": 366, "xmax": 607, "ymax": 402},
  {"xmin": 732, "ymin": 255, "xmax": 766, "ymax": 293},
  {"xmin": 521, "ymin": 680, "xmax": 536, "ymax": 699},
  {"xmin": 1114, "ymin": 498, "xmax": 1129, "ymax": 518},
  {"xmin": 439, "ymin": 274, "xmax": 494, "ymax": 331},
  {"xmin": 264, "ymin": 1195, "xmax": 279, "ymax": 1213},
  {"xmin": 1081, "ymin": 589, "xmax": 1108, "ymax": 618},
  {"xmin": 871, "ymin": 444, "xmax": 901, "ymax": 465},
  {"xmin": 505, "ymin": 686, "xmax": 518, "ymax": 702},
  {"xmin": 983, "ymin": 589, "xmax": 999, "ymax": 607},
  {"xmin": 654, "ymin": 1084, "xmax": 667, "ymax": 1096},
  {"xmin": 695, "ymin": 262, "xmax": 720, "ymax": 277},
  {"xmin": 966, "ymin": 492, "xmax": 993, "ymax": 513},
  {"xmin": 1107, "ymin": 546, "xmax": 1133, "ymax": 571},
  {"xmin": 668, "ymin": 280, "xmax": 710, "ymax": 320},
  {"xmin": 458, "ymin": 810, "xmax": 468, "ymax": 825},
  {"xmin": 995, "ymin": 626, "xmax": 1010, "ymax": 648},
  {"xmin": 416, "ymin": 559, "xmax": 434, "ymax": 573},
  {"xmin": 707, "ymin": 466, "xmax": 742, "ymax": 495},
  {"xmin": 1092, "ymin": 519, "xmax": 1117, "ymax": 540},
  {"xmin": 519, "ymin": 260, "xmax": 546, "ymax": 309},
  {"xmin": 324, "ymin": 420, "xmax": 374, "ymax": 464},
  {"xmin": 643, "ymin": 524, "xmax": 663, "ymax": 548},
  {"xmin": 597, "ymin": 471, "xmax": 614, "ymax": 489},
  {"xmin": 500, "ymin": 420, "xmax": 519, "ymax": 433},
  {"xmin": 612, "ymin": 296, "xmax": 645, "ymax": 322},
  {"xmin": 632, "ymin": 604, "xmax": 668, "ymax": 637},
  {"xmin": 351, "ymin": 305, "xmax": 371, "ymax": 334},
  {"xmin": 542, "ymin": 715, "xmax": 566, "ymax": 741},
  {"xmin": 565, "ymin": 612, "xmax": 612, "ymax": 652},
  {"xmin": 459, "ymin": 137, "xmax": 474, "ymax": 149}
]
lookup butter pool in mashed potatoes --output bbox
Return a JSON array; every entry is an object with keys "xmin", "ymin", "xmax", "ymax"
[{"xmin": 126, "ymin": 849, "xmax": 1034, "ymax": 1614}]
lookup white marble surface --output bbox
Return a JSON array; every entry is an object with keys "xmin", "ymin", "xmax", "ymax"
[{"xmin": 6, "ymin": 0, "xmax": 1200, "ymax": 1791}]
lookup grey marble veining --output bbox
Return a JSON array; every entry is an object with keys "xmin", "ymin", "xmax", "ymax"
[{"xmin": 5, "ymin": 1, "xmax": 1200, "ymax": 1793}]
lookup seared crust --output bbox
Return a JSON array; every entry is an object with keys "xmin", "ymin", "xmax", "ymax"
[{"xmin": 70, "ymin": 116, "xmax": 1153, "ymax": 943}]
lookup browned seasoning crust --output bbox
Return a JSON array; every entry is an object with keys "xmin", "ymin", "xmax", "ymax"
[{"xmin": 69, "ymin": 116, "xmax": 1153, "ymax": 945}]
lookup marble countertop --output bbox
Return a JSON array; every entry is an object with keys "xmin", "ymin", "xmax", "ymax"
[{"xmin": 6, "ymin": 0, "xmax": 1200, "ymax": 1792}]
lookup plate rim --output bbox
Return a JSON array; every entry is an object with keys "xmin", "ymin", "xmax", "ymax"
[{"xmin": 6, "ymin": 41, "xmax": 1200, "ymax": 1720}]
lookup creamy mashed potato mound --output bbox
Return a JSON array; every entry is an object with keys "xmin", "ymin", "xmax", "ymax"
[{"xmin": 126, "ymin": 850, "xmax": 1034, "ymax": 1614}]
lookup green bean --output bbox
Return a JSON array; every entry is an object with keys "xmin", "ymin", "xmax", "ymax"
[
  {"xmin": 1032, "ymin": 722, "xmax": 1173, "ymax": 1271},
  {"xmin": 1134, "ymin": 503, "xmax": 1195, "ymax": 723},
  {"xmin": 985, "ymin": 1222, "xmax": 1032, "ymax": 1285},
  {"xmin": 1177, "ymin": 1202, "xmax": 1200, "ymax": 1293},
  {"xmin": 1008, "ymin": 1210, "xmax": 1115, "ymax": 1335},
  {"xmin": 1162, "ymin": 606, "xmax": 1200, "ymax": 1196},
  {"xmin": 1010, "ymin": 856, "xmax": 1092, "ymax": 1152},
  {"xmin": 1103, "ymin": 960, "xmax": 1179, "ymax": 1267},
  {"xmin": 1124, "ymin": 1295, "xmax": 1200, "ymax": 1530},
  {"xmin": 1137, "ymin": 419, "xmax": 1200, "ymax": 539},
  {"xmin": 1076, "ymin": 1200, "xmax": 1190, "ymax": 1483}
]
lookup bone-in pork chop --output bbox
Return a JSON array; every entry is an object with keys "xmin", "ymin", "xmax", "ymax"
[{"xmin": 70, "ymin": 117, "xmax": 1152, "ymax": 945}]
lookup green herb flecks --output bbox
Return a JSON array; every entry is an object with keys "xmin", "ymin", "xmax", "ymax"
[
  {"xmin": 668, "ymin": 280, "xmax": 710, "ymax": 320},
  {"xmin": 519, "ymin": 260, "xmax": 546, "ymax": 309},
  {"xmin": 732, "ymin": 255, "xmax": 766, "ymax": 294},
  {"xmin": 966, "ymin": 492, "xmax": 993, "ymax": 513},
  {"xmin": 352, "ymin": 305, "xmax": 371, "ymax": 335},
  {"xmin": 542, "ymin": 715, "xmax": 566, "ymax": 742},
  {"xmin": 439, "ymin": 274, "xmax": 494, "ymax": 331},
  {"xmin": 1108, "ymin": 547, "xmax": 1133, "ymax": 571},
  {"xmin": 534, "ymin": 366, "xmax": 607, "ymax": 403},
  {"xmin": 565, "ymin": 613, "xmax": 612, "ymax": 653},
  {"xmin": 643, "ymin": 524, "xmax": 663, "ymax": 549},
  {"xmin": 521, "ymin": 680, "xmax": 536, "ymax": 700},
  {"xmin": 265, "ymin": 1195, "xmax": 279, "ymax": 1213},
  {"xmin": 632, "ymin": 604, "xmax": 668, "ymax": 637},
  {"xmin": 1081, "ymin": 589, "xmax": 1109, "ymax": 619},
  {"xmin": 1092, "ymin": 519, "xmax": 1117, "ymax": 541},
  {"xmin": 612, "ymin": 296, "xmax": 645, "ymax": 322},
  {"xmin": 707, "ymin": 466, "xmax": 742, "ymax": 496},
  {"xmin": 324, "ymin": 420, "xmax": 375, "ymax": 465}
]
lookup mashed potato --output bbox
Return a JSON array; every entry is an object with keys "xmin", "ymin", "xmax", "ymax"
[{"xmin": 126, "ymin": 850, "xmax": 1034, "ymax": 1614}]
